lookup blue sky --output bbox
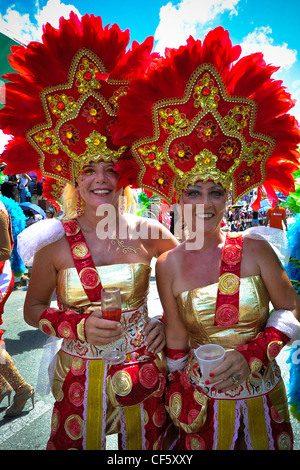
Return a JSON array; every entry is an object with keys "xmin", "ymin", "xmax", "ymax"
[{"xmin": 0, "ymin": 0, "xmax": 300, "ymax": 123}]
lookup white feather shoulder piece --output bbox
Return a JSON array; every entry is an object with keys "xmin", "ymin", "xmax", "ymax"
[{"xmin": 17, "ymin": 218, "xmax": 65, "ymax": 266}]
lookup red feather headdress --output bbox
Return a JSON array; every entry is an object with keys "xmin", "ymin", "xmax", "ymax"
[
  {"xmin": 0, "ymin": 12, "xmax": 155, "ymax": 201},
  {"xmin": 111, "ymin": 28, "xmax": 300, "ymax": 205}
]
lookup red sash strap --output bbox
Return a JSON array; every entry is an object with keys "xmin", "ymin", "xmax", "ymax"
[
  {"xmin": 214, "ymin": 233, "xmax": 243, "ymax": 326},
  {"xmin": 62, "ymin": 220, "xmax": 102, "ymax": 302}
]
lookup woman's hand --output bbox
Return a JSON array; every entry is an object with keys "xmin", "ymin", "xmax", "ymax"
[
  {"xmin": 85, "ymin": 309, "xmax": 123, "ymax": 346},
  {"xmin": 206, "ymin": 350, "xmax": 250, "ymax": 392},
  {"xmin": 143, "ymin": 318, "xmax": 166, "ymax": 354}
]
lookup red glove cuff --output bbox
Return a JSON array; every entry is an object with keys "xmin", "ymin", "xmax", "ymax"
[
  {"xmin": 38, "ymin": 307, "xmax": 90, "ymax": 342},
  {"xmin": 166, "ymin": 347, "xmax": 190, "ymax": 360},
  {"xmin": 236, "ymin": 326, "xmax": 290, "ymax": 373}
]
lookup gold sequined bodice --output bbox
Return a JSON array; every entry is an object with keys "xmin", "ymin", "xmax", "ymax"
[
  {"xmin": 56, "ymin": 263, "xmax": 151, "ymax": 312},
  {"xmin": 177, "ymin": 275, "xmax": 270, "ymax": 350}
]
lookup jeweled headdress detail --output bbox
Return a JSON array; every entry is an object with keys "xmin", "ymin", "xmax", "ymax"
[
  {"xmin": 0, "ymin": 13, "xmax": 154, "ymax": 200},
  {"xmin": 111, "ymin": 28, "xmax": 300, "ymax": 204}
]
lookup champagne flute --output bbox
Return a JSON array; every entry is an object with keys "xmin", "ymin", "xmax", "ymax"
[{"xmin": 101, "ymin": 287, "xmax": 126, "ymax": 364}]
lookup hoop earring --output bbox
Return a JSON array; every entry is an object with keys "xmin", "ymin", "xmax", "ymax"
[
  {"xmin": 119, "ymin": 188, "xmax": 126, "ymax": 215},
  {"xmin": 76, "ymin": 189, "xmax": 85, "ymax": 217}
]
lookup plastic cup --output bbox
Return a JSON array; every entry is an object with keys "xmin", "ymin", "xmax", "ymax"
[{"xmin": 194, "ymin": 344, "xmax": 225, "ymax": 382}]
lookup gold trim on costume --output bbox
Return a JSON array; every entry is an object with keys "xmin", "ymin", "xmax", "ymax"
[
  {"xmin": 110, "ymin": 234, "xmax": 142, "ymax": 254},
  {"xmin": 76, "ymin": 318, "xmax": 87, "ymax": 341},
  {"xmin": 26, "ymin": 48, "xmax": 129, "ymax": 187},
  {"xmin": 85, "ymin": 360, "xmax": 106, "ymax": 449},
  {"xmin": 131, "ymin": 63, "xmax": 275, "ymax": 204}
]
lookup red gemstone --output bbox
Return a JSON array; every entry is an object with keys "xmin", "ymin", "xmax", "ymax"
[
  {"xmin": 57, "ymin": 102, "xmax": 65, "ymax": 110},
  {"xmin": 167, "ymin": 116, "xmax": 175, "ymax": 125},
  {"xmin": 202, "ymin": 86, "xmax": 211, "ymax": 96},
  {"xmin": 148, "ymin": 152, "xmax": 156, "ymax": 160},
  {"xmin": 45, "ymin": 137, "xmax": 52, "ymax": 145},
  {"xmin": 83, "ymin": 71, "xmax": 92, "ymax": 81},
  {"xmin": 235, "ymin": 114, "xmax": 243, "ymax": 122}
]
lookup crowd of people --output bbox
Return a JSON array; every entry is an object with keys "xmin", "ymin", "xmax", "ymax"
[
  {"xmin": 224, "ymin": 202, "xmax": 291, "ymax": 232},
  {"xmin": 0, "ymin": 13, "xmax": 300, "ymax": 452},
  {"xmin": 0, "ymin": 169, "xmax": 45, "ymax": 204}
]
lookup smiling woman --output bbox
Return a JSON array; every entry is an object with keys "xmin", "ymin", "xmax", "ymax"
[
  {"xmin": 0, "ymin": 13, "xmax": 178, "ymax": 450},
  {"xmin": 181, "ymin": 181, "xmax": 227, "ymax": 229},
  {"xmin": 111, "ymin": 26, "xmax": 300, "ymax": 450}
]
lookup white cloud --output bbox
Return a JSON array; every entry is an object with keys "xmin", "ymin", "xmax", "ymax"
[
  {"xmin": 241, "ymin": 26, "xmax": 297, "ymax": 71},
  {"xmin": 0, "ymin": 0, "xmax": 80, "ymax": 43},
  {"xmin": 154, "ymin": 0, "xmax": 240, "ymax": 53}
]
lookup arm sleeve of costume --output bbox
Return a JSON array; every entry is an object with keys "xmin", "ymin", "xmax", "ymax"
[
  {"xmin": 236, "ymin": 310, "xmax": 300, "ymax": 373},
  {"xmin": 0, "ymin": 213, "xmax": 11, "ymax": 262},
  {"xmin": 166, "ymin": 347, "xmax": 190, "ymax": 372},
  {"xmin": 38, "ymin": 307, "xmax": 91, "ymax": 342}
]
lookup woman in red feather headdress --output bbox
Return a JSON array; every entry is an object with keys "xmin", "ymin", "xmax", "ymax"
[
  {"xmin": 111, "ymin": 27, "xmax": 300, "ymax": 449},
  {"xmin": 0, "ymin": 13, "xmax": 179, "ymax": 450}
]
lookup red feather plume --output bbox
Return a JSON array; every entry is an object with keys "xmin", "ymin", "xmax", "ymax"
[
  {"xmin": 111, "ymin": 26, "xmax": 300, "ymax": 205},
  {"xmin": 0, "ymin": 12, "xmax": 155, "ymax": 196}
]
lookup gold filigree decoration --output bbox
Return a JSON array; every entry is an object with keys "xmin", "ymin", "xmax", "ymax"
[
  {"xmin": 224, "ymin": 105, "xmax": 251, "ymax": 133},
  {"xmin": 138, "ymin": 144, "xmax": 165, "ymax": 170},
  {"xmin": 75, "ymin": 57, "xmax": 102, "ymax": 93},
  {"xmin": 159, "ymin": 108, "xmax": 189, "ymax": 134},
  {"xmin": 109, "ymin": 86, "xmax": 129, "ymax": 110},
  {"xmin": 238, "ymin": 168, "xmax": 256, "ymax": 187},
  {"xmin": 172, "ymin": 149, "xmax": 234, "ymax": 196},
  {"xmin": 193, "ymin": 72, "xmax": 219, "ymax": 109},
  {"xmin": 243, "ymin": 141, "xmax": 270, "ymax": 166},
  {"xmin": 196, "ymin": 119, "xmax": 219, "ymax": 142},
  {"xmin": 47, "ymin": 93, "xmax": 77, "ymax": 119},
  {"xmin": 33, "ymin": 129, "xmax": 59, "ymax": 154},
  {"xmin": 49, "ymin": 180, "xmax": 67, "ymax": 202},
  {"xmin": 81, "ymin": 130, "xmax": 126, "ymax": 162},
  {"xmin": 110, "ymin": 234, "xmax": 141, "ymax": 254}
]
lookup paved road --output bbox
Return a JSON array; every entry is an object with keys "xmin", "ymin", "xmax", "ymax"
[{"xmin": 0, "ymin": 265, "xmax": 299, "ymax": 450}]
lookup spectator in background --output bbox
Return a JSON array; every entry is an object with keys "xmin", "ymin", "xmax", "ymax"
[
  {"xmin": 23, "ymin": 209, "xmax": 43, "ymax": 227},
  {"xmin": 265, "ymin": 201, "xmax": 288, "ymax": 230},
  {"xmin": 1, "ymin": 175, "xmax": 18, "ymax": 200},
  {"xmin": 36, "ymin": 177, "xmax": 44, "ymax": 200},
  {"xmin": 251, "ymin": 209, "xmax": 259, "ymax": 226},
  {"xmin": 28, "ymin": 171, "xmax": 37, "ymax": 197},
  {"xmin": 45, "ymin": 207, "xmax": 55, "ymax": 219},
  {"xmin": 18, "ymin": 174, "xmax": 31, "ymax": 203}
]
